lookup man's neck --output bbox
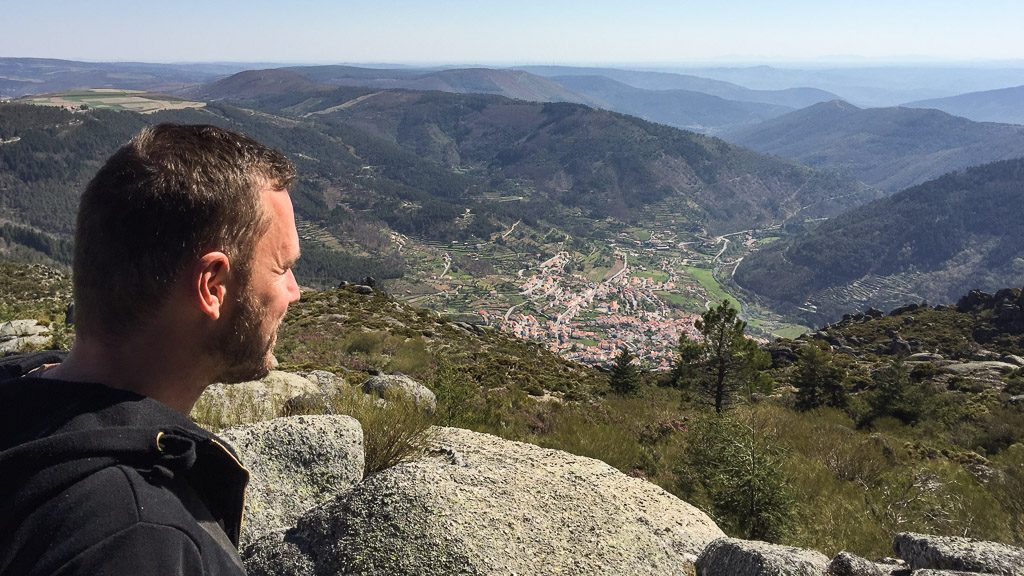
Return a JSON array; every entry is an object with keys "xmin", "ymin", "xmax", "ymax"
[{"xmin": 45, "ymin": 327, "xmax": 215, "ymax": 415}]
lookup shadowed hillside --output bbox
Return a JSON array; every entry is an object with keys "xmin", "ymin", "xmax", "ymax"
[
  {"xmin": 722, "ymin": 100, "xmax": 1024, "ymax": 192},
  {"xmin": 735, "ymin": 158, "xmax": 1024, "ymax": 325}
]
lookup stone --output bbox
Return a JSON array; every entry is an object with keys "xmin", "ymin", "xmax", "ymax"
[
  {"xmin": 244, "ymin": 426, "xmax": 723, "ymax": 576},
  {"xmin": 0, "ymin": 335, "xmax": 51, "ymax": 355},
  {"xmin": 957, "ymin": 290, "xmax": 993, "ymax": 313},
  {"xmin": 0, "ymin": 320, "xmax": 48, "ymax": 339},
  {"xmin": 696, "ymin": 537, "xmax": 829, "ymax": 576},
  {"xmin": 889, "ymin": 303, "xmax": 922, "ymax": 316},
  {"xmin": 913, "ymin": 565, "xmax": 991, "ymax": 569},
  {"xmin": 889, "ymin": 338, "xmax": 913, "ymax": 356},
  {"xmin": 361, "ymin": 373, "xmax": 437, "ymax": 412},
  {"xmin": 353, "ymin": 284, "xmax": 374, "ymax": 295},
  {"xmin": 219, "ymin": 415, "xmax": 364, "ymax": 548},
  {"xmin": 907, "ymin": 353, "xmax": 944, "ymax": 362},
  {"xmin": 941, "ymin": 361, "xmax": 1018, "ymax": 376},
  {"xmin": 1001, "ymin": 354, "xmax": 1024, "ymax": 367},
  {"xmin": 828, "ymin": 551, "xmax": 907, "ymax": 575},
  {"xmin": 893, "ymin": 532, "xmax": 1024, "ymax": 575},
  {"xmin": 910, "ymin": 571, "xmax": 992, "ymax": 576},
  {"xmin": 302, "ymin": 369, "xmax": 345, "ymax": 392},
  {"xmin": 199, "ymin": 371, "xmax": 320, "ymax": 424}
]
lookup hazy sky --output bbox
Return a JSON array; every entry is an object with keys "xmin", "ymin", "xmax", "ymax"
[{"xmin": 3, "ymin": 0, "xmax": 1022, "ymax": 64}]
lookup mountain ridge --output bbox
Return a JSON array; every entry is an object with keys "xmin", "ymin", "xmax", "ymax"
[
  {"xmin": 734, "ymin": 158, "xmax": 1024, "ymax": 325},
  {"xmin": 906, "ymin": 84, "xmax": 1024, "ymax": 125},
  {"xmin": 722, "ymin": 100, "xmax": 1024, "ymax": 192}
]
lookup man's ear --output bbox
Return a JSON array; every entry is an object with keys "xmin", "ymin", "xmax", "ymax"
[{"xmin": 195, "ymin": 252, "xmax": 231, "ymax": 320}]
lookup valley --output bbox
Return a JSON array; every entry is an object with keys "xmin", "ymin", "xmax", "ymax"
[{"xmin": 366, "ymin": 216, "xmax": 805, "ymax": 369}]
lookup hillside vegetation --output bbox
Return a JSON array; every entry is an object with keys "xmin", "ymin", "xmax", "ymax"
[
  {"xmin": 734, "ymin": 158, "xmax": 1024, "ymax": 326},
  {"xmin": 722, "ymin": 100, "xmax": 1024, "ymax": 192},
  {"xmin": 254, "ymin": 87, "xmax": 875, "ymax": 233},
  {"xmin": 0, "ymin": 87, "xmax": 874, "ymax": 279}
]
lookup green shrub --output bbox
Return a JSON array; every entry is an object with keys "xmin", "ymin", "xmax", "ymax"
[
  {"xmin": 387, "ymin": 339, "xmax": 432, "ymax": 376},
  {"xmin": 285, "ymin": 385, "xmax": 435, "ymax": 477},
  {"xmin": 677, "ymin": 412, "xmax": 796, "ymax": 541}
]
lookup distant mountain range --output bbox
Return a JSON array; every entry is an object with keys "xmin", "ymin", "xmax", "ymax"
[
  {"xmin": 0, "ymin": 57, "xmax": 257, "ymax": 97},
  {"xmin": 668, "ymin": 65, "xmax": 1024, "ymax": 107},
  {"xmin": 721, "ymin": 100, "xmax": 1024, "ymax": 192},
  {"xmin": 548, "ymin": 75, "xmax": 790, "ymax": 133},
  {"xmin": 276, "ymin": 65, "xmax": 589, "ymax": 104},
  {"xmin": 734, "ymin": 158, "xmax": 1024, "ymax": 325},
  {"xmin": 906, "ymin": 85, "xmax": 1024, "ymax": 125},
  {"xmin": 520, "ymin": 66, "xmax": 838, "ymax": 108},
  {"xmin": 199, "ymin": 65, "xmax": 820, "ymax": 134}
]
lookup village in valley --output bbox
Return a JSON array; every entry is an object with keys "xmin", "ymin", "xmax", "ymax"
[{"xmin": 388, "ymin": 220, "xmax": 806, "ymax": 370}]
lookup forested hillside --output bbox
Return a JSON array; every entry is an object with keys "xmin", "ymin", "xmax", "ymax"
[
  {"xmin": 734, "ymin": 158, "xmax": 1024, "ymax": 325},
  {"xmin": 234, "ymin": 87, "xmax": 875, "ymax": 234},
  {"xmin": 0, "ymin": 86, "xmax": 875, "ymax": 281},
  {"xmin": 722, "ymin": 100, "xmax": 1024, "ymax": 192}
]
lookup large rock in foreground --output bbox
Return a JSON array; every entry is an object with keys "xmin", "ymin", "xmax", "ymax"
[
  {"xmin": 893, "ymin": 532, "xmax": 1024, "ymax": 575},
  {"xmin": 697, "ymin": 537, "xmax": 829, "ymax": 576},
  {"xmin": 220, "ymin": 415, "xmax": 364, "ymax": 548},
  {"xmin": 244, "ymin": 426, "xmax": 723, "ymax": 575}
]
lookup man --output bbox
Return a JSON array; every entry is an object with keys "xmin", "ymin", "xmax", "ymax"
[{"xmin": 0, "ymin": 124, "xmax": 300, "ymax": 575}]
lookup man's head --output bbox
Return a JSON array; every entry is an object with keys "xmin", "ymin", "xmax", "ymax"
[{"xmin": 73, "ymin": 123, "xmax": 299, "ymax": 381}]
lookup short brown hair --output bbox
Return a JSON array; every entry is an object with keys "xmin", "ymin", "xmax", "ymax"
[{"xmin": 73, "ymin": 123, "xmax": 295, "ymax": 340}]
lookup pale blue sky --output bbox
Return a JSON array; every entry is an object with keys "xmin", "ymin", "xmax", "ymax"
[{"xmin": 2, "ymin": 0, "xmax": 1021, "ymax": 64}]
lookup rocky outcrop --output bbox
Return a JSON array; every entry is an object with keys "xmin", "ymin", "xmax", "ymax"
[
  {"xmin": 940, "ymin": 361, "xmax": 1018, "ymax": 377},
  {"xmin": 220, "ymin": 415, "xmax": 364, "ymax": 548},
  {"xmin": 199, "ymin": 370, "xmax": 320, "ymax": 423},
  {"xmin": 244, "ymin": 426, "xmax": 723, "ymax": 576},
  {"xmin": 893, "ymin": 533, "xmax": 1024, "ymax": 575},
  {"xmin": 909, "ymin": 565, "xmax": 995, "ymax": 569},
  {"xmin": 361, "ymin": 373, "xmax": 437, "ymax": 412},
  {"xmin": 696, "ymin": 537, "xmax": 829, "ymax": 576},
  {"xmin": 827, "ymin": 551, "xmax": 906, "ymax": 575},
  {"xmin": 0, "ymin": 319, "xmax": 50, "ymax": 354},
  {"xmin": 684, "ymin": 532, "xmax": 1024, "ymax": 576}
]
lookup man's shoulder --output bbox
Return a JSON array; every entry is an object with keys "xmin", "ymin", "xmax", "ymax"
[
  {"xmin": 57, "ymin": 464, "xmax": 208, "ymax": 538},
  {"xmin": 6, "ymin": 453, "xmax": 245, "ymax": 575}
]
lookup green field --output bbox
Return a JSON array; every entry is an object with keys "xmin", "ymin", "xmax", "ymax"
[
  {"xmin": 748, "ymin": 317, "xmax": 811, "ymax": 339},
  {"xmin": 655, "ymin": 290, "xmax": 698, "ymax": 309},
  {"xmin": 635, "ymin": 270, "xmax": 669, "ymax": 282},
  {"xmin": 626, "ymin": 227, "xmax": 653, "ymax": 242},
  {"xmin": 773, "ymin": 324, "xmax": 810, "ymax": 339},
  {"xmin": 685, "ymin": 266, "xmax": 741, "ymax": 310}
]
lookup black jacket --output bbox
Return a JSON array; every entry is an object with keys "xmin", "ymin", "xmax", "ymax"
[{"xmin": 0, "ymin": 377, "xmax": 249, "ymax": 576}]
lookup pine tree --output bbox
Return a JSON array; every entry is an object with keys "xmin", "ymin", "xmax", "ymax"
[
  {"xmin": 677, "ymin": 414, "xmax": 795, "ymax": 541},
  {"xmin": 609, "ymin": 347, "xmax": 641, "ymax": 395},
  {"xmin": 793, "ymin": 343, "xmax": 848, "ymax": 411},
  {"xmin": 675, "ymin": 300, "xmax": 770, "ymax": 413}
]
